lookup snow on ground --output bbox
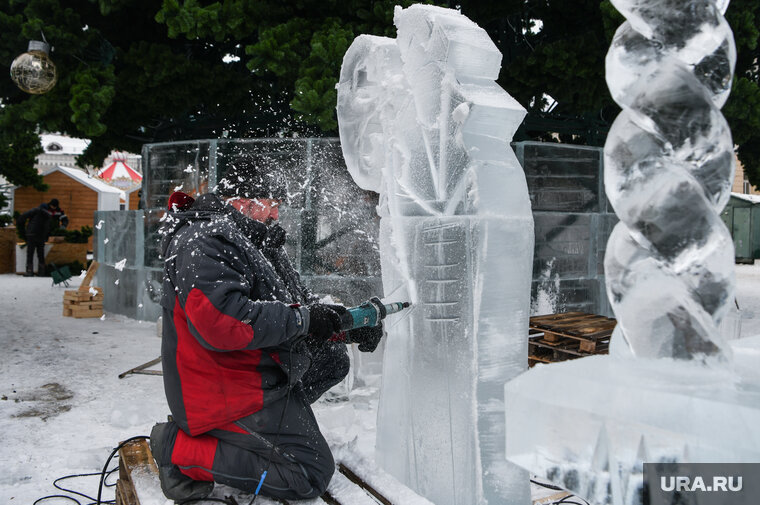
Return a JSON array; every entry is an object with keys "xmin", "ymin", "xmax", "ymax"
[
  {"xmin": 3, "ymin": 264, "xmax": 760, "ymax": 504},
  {"xmin": 0, "ymin": 274, "xmax": 377, "ymax": 505},
  {"xmin": 734, "ymin": 263, "xmax": 760, "ymax": 338}
]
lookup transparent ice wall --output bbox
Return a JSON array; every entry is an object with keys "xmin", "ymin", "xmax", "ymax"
[
  {"xmin": 97, "ymin": 138, "xmax": 382, "ymax": 322},
  {"xmin": 338, "ymin": 5, "xmax": 533, "ymax": 504},
  {"xmin": 93, "ymin": 209, "xmax": 163, "ymax": 321},
  {"xmin": 517, "ymin": 142, "xmax": 618, "ymax": 316}
]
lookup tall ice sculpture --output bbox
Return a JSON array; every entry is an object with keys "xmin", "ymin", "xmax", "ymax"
[
  {"xmin": 337, "ymin": 5, "xmax": 534, "ymax": 505},
  {"xmin": 505, "ymin": 1, "xmax": 760, "ymax": 504}
]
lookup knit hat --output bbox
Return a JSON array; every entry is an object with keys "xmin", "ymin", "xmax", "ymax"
[
  {"xmin": 48, "ymin": 199, "xmax": 59, "ymax": 208},
  {"xmin": 217, "ymin": 156, "xmax": 287, "ymax": 200}
]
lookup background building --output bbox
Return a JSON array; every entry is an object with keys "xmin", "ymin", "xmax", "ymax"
[
  {"xmin": 13, "ymin": 165, "xmax": 122, "ymax": 249},
  {"xmin": 732, "ymin": 159, "xmax": 759, "ymax": 196}
]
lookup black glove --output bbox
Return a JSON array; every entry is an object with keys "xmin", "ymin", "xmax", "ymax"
[
  {"xmin": 325, "ymin": 304, "xmax": 349, "ymax": 318},
  {"xmin": 348, "ymin": 323, "xmax": 384, "ymax": 352},
  {"xmin": 307, "ymin": 304, "xmax": 342, "ymax": 341}
]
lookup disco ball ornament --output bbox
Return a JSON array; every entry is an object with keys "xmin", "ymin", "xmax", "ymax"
[{"xmin": 10, "ymin": 40, "xmax": 57, "ymax": 94}]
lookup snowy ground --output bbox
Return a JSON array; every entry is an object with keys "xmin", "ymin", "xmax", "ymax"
[
  {"xmin": 3, "ymin": 264, "xmax": 760, "ymax": 504},
  {"xmin": 0, "ymin": 273, "xmax": 377, "ymax": 505}
]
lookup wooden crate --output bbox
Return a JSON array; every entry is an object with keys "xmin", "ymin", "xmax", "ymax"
[
  {"xmin": 63, "ymin": 287, "xmax": 104, "ymax": 318},
  {"xmin": 528, "ymin": 312, "xmax": 616, "ymax": 367},
  {"xmin": 62, "ymin": 262, "xmax": 103, "ymax": 318}
]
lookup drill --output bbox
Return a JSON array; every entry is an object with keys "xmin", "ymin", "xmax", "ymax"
[{"xmin": 339, "ymin": 297, "xmax": 411, "ymax": 331}]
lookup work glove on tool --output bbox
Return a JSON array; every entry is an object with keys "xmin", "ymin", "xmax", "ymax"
[
  {"xmin": 348, "ymin": 323, "xmax": 385, "ymax": 353},
  {"xmin": 307, "ymin": 304, "xmax": 342, "ymax": 341},
  {"xmin": 323, "ymin": 304, "xmax": 385, "ymax": 352},
  {"xmin": 325, "ymin": 304, "xmax": 349, "ymax": 318}
]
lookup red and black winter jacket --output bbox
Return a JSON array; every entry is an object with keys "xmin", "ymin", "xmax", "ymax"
[{"xmin": 159, "ymin": 193, "xmax": 317, "ymax": 436}]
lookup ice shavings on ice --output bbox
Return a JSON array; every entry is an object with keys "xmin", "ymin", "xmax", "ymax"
[
  {"xmin": 131, "ymin": 467, "xmax": 172, "ymax": 505},
  {"xmin": 531, "ymin": 258, "xmax": 560, "ymax": 315},
  {"xmin": 114, "ymin": 259, "xmax": 127, "ymax": 271},
  {"xmin": 337, "ymin": 4, "xmax": 533, "ymax": 504},
  {"xmin": 332, "ymin": 446, "xmax": 436, "ymax": 505}
]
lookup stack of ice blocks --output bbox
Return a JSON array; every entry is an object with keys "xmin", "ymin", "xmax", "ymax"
[{"xmin": 516, "ymin": 142, "xmax": 619, "ymax": 316}]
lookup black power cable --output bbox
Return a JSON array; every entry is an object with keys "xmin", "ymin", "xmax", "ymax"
[
  {"xmin": 33, "ymin": 439, "xmax": 138, "ymax": 505},
  {"xmin": 56, "ymin": 469, "xmax": 119, "ymax": 503},
  {"xmin": 247, "ymin": 341, "xmax": 297, "ymax": 505},
  {"xmin": 96, "ymin": 436, "xmax": 151, "ymax": 505},
  {"xmin": 530, "ymin": 477, "xmax": 590, "ymax": 505},
  {"xmin": 180, "ymin": 498, "xmax": 239, "ymax": 504},
  {"xmin": 34, "ymin": 495, "xmax": 84, "ymax": 505},
  {"xmin": 554, "ymin": 496, "xmax": 590, "ymax": 505},
  {"xmin": 531, "ymin": 478, "xmax": 566, "ymax": 491}
]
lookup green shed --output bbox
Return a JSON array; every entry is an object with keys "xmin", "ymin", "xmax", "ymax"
[{"xmin": 721, "ymin": 193, "xmax": 760, "ymax": 263}]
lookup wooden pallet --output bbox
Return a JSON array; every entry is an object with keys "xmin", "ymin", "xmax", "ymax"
[
  {"xmin": 528, "ymin": 312, "xmax": 616, "ymax": 367},
  {"xmin": 62, "ymin": 261, "xmax": 103, "ymax": 318},
  {"xmin": 115, "ymin": 438, "xmax": 434, "ymax": 505}
]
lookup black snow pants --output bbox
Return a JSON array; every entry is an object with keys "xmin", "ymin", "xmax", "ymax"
[
  {"xmin": 167, "ymin": 340, "xmax": 350, "ymax": 500},
  {"xmin": 25, "ymin": 237, "xmax": 46, "ymax": 274}
]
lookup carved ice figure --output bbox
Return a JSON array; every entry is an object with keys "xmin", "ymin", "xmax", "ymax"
[
  {"xmin": 337, "ymin": 5, "xmax": 533, "ymax": 505},
  {"xmin": 505, "ymin": 2, "xmax": 760, "ymax": 505}
]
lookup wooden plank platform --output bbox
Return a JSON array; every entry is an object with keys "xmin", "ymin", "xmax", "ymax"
[
  {"xmin": 528, "ymin": 312, "xmax": 616, "ymax": 367},
  {"xmin": 115, "ymin": 438, "xmax": 434, "ymax": 505}
]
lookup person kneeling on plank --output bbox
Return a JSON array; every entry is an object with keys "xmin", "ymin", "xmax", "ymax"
[{"xmin": 150, "ymin": 156, "xmax": 384, "ymax": 502}]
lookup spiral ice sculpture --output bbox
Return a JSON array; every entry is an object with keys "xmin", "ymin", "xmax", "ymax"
[{"xmin": 604, "ymin": 0, "xmax": 737, "ymax": 361}]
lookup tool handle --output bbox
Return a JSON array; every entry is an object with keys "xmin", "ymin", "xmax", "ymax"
[
  {"xmin": 339, "ymin": 298, "xmax": 411, "ymax": 331},
  {"xmin": 341, "ymin": 297, "xmax": 383, "ymax": 331}
]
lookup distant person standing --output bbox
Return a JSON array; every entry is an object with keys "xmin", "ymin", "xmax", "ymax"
[{"xmin": 16, "ymin": 198, "xmax": 68, "ymax": 276}]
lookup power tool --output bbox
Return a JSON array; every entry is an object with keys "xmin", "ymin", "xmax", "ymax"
[{"xmin": 339, "ymin": 297, "xmax": 411, "ymax": 331}]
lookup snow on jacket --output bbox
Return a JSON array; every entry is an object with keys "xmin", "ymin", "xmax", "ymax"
[
  {"xmin": 17, "ymin": 203, "xmax": 68, "ymax": 241},
  {"xmin": 159, "ymin": 193, "xmax": 317, "ymax": 436}
]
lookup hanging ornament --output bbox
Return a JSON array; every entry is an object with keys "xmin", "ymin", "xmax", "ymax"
[{"xmin": 10, "ymin": 40, "xmax": 57, "ymax": 95}]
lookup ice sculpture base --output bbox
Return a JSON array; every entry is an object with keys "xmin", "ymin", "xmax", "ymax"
[{"xmin": 504, "ymin": 337, "xmax": 760, "ymax": 505}]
